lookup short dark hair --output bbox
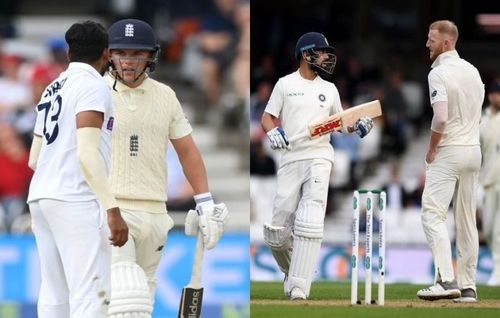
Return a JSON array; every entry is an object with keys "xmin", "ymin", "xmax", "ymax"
[{"xmin": 65, "ymin": 20, "xmax": 108, "ymax": 63}]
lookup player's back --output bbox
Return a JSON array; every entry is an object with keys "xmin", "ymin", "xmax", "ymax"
[
  {"xmin": 432, "ymin": 55, "xmax": 484, "ymax": 147},
  {"xmin": 28, "ymin": 62, "xmax": 113, "ymax": 204}
]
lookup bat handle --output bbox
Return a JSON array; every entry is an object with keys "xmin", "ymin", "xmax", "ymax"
[
  {"xmin": 190, "ymin": 232, "xmax": 204, "ymax": 288},
  {"xmin": 287, "ymin": 131, "xmax": 309, "ymax": 143}
]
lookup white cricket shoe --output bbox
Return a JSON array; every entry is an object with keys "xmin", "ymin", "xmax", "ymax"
[
  {"xmin": 453, "ymin": 288, "xmax": 477, "ymax": 303},
  {"xmin": 290, "ymin": 287, "xmax": 306, "ymax": 300},
  {"xmin": 417, "ymin": 280, "xmax": 460, "ymax": 301},
  {"xmin": 284, "ymin": 275, "xmax": 290, "ymax": 297}
]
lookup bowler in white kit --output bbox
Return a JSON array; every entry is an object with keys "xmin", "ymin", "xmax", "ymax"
[
  {"xmin": 27, "ymin": 21, "xmax": 128, "ymax": 318},
  {"xmin": 261, "ymin": 31, "xmax": 373, "ymax": 300},
  {"xmin": 417, "ymin": 20, "xmax": 484, "ymax": 303}
]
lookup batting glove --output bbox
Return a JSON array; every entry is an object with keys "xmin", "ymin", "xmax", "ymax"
[
  {"xmin": 194, "ymin": 193, "xmax": 229, "ymax": 249},
  {"xmin": 354, "ymin": 116, "xmax": 374, "ymax": 138},
  {"xmin": 185, "ymin": 210, "xmax": 199, "ymax": 236},
  {"xmin": 267, "ymin": 127, "xmax": 291, "ymax": 150}
]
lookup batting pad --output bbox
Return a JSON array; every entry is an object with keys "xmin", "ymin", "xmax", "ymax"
[
  {"xmin": 288, "ymin": 202, "xmax": 324, "ymax": 297},
  {"xmin": 108, "ymin": 262, "xmax": 153, "ymax": 318},
  {"xmin": 263, "ymin": 223, "xmax": 293, "ymax": 275}
]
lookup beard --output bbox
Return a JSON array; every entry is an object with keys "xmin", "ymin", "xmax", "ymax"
[{"xmin": 430, "ymin": 45, "xmax": 445, "ymax": 62}]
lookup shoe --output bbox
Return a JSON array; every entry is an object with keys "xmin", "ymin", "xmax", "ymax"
[
  {"xmin": 453, "ymin": 288, "xmax": 477, "ymax": 303},
  {"xmin": 290, "ymin": 287, "xmax": 306, "ymax": 300},
  {"xmin": 284, "ymin": 275, "xmax": 290, "ymax": 297},
  {"xmin": 417, "ymin": 280, "xmax": 461, "ymax": 301}
]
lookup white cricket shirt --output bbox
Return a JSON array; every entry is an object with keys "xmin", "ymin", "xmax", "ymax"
[
  {"xmin": 428, "ymin": 50, "xmax": 485, "ymax": 147},
  {"xmin": 479, "ymin": 107, "xmax": 500, "ymax": 187},
  {"xmin": 28, "ymin": 62, "xmax": 114, "ymax": 203},
  {"xmin": 265, "ymin": 70, "xmax": 342, "ymax": 167}
]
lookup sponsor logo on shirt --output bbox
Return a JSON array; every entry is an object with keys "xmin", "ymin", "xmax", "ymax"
[
  {"xmin": 286, "ymin": 92, "xmax": 304, "ymax": 96},
  {"xmin": 318, "ymin": 94, "xmax": 326, "ymax": 102},
  {"xmin": 107, "ymin": 116, "xmax": 114, "ymax": 131},
  {"xmin": 431, "ymin": 90, "xmax": 437, "ymax": 97}
]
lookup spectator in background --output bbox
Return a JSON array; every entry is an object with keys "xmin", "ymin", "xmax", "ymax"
[
  {"xmin": 382, "ymin": 70, "xmax": 409, "ymax": 156},
  {"xmin": 15, "ymin": 64, "xmax": 57, "ymax": 148},
  {"xmin": 46, "ymin": 37, "xmax": 69, "ymax": 74},
  {"xmin": 231, "ymin": 0, "xmax": 249, "ymax": 104},
  {"xmin": 0, "ymin": 54, "xmax": 31, "ymax": 117},
  {"xmin": 381, "ymin": 160, "xmax": 410, "ymax": 212},
  {"xmin": 251, "ymin": 80, "xmax": 273, "ymax": 124},
  {"xmin": 0, "ymin": 123, "xmax": 32, "ymax": 232},
  {"xmin": 198, "ymin": 0, "xmax": 238, "ymax": 108}
]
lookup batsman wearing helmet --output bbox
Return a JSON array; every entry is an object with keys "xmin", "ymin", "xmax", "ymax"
[
  {"xmin": 105, "ymin": 19, "xmax": 228, "ymax": 318},
  {"xmin": 261, "ymin": 32, "xmax": 373, "ymax": 300}
]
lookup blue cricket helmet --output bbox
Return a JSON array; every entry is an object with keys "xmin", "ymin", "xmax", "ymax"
[
  {"xmin": 295, "ymin": 32, "xmax": 335, "ymax": 59},
  {"xmin": 108, "ymin": 19, "xmax": 159, "ymax": 52}
]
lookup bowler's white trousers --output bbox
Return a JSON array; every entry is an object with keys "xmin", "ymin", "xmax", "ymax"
[
  {"xmin": 29, "ymin": 199, "xmax": 111, "ymax": 318},
  {"xmin": 421, "ymin": 145, "xmax": 481, "ymax": 290}
]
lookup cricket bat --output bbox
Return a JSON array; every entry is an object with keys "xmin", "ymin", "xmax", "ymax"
[
  {"xmin": 288, "ymin": 100, "xmax": 382, "ymax": 142},
  {"xmin": 178, "ymin": 231, "xmax": 204, "ymax": 318}
]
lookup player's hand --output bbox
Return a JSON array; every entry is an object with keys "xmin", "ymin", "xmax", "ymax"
[
  {"xmin": 354, "ymin": 116, "xmax": 373, "ymax": 138},
  {"xmin": 106, "ymin": 207, "xmax": 129, "ymax": 247},
  {"xmin": 267, "ymin": 127, "xmax": 291, "ymax": 150},
  {"xmin": 425, "ymin": 149, "xmax": 437, "ymax": 165},
  {"xmin": 193, "ymin": 193, "xmax": 229, "ymax": 249}
]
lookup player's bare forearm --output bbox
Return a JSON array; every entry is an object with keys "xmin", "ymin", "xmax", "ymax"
[
  {"xmin": 426, "ymin": 130, "xmax": 443, "ymax": 163},
  {"xmin": 171, "ymin": 135, "xmax": 209, "ymax": 194},
  {"xmin": 261, "ymin": 112, "xmax": 277, "ymax": 132}
]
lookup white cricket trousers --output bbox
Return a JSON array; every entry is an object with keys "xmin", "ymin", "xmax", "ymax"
[
  {"xmin": 271, "ymin": 159, "xmax": 332, "ymax": 228},
  {"xmin": 482, "ymin": 184, "xmax": 500, "ymax": 284},
  {"xmin": 111, "ymin": 209, "xmax": 174, "ymax": 304},
  {"xmin": 421, "ymin": 145, "xmax": 481, "ymax": 289},
  {"xmin": 29, "ymin": 199, "xmax": 111, "ymax": 318}
]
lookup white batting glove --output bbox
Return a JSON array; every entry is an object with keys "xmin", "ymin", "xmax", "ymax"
[
  {"xmin": 184, "ymin": 210, "xmax": 199, "ymax": 236},
  {"xmin": 354, "ymin": 116, "xmax": 374, "ymax": 138},
  {"xmin": 267, "ymin": 127, "xmax": 291, "ymax": 150},
  {"xmin": 194, "ymin": 193, "xmax": 229, "ymax": 249}
]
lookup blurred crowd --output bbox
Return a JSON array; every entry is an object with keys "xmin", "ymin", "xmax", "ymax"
[{"xmin": 0, "ymin": 0, "xmax": 249, "ymax": 233}]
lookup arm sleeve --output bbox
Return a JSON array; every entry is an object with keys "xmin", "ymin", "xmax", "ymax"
[
  {"xmin": 28, "ymin": 135, "xmax": 43, "ymax": 171},
  {"xmin": 431, "ymin": 101, "xmax": 448, "ymax": 133},
  {"xmin": 34, "ymin": 105, "xmax": 45, "ymax": 136},
  {"xmin": 428, "ymin": 70, "xmax": 448, "ymax": 105},
  {"xmin": 264, "ymin": 79, "xmax": 283, "ymax": 118},
  {"xmin": 77, "ymin": 127, "xmax": 118, "ymax": 210},
  {"xmin": 169, "ymin": 92, "xmax": 193, "ymax": 140}
]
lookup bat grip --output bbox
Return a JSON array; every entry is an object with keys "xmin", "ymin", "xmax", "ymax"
[
  {"xmin": 190, "ymin": 232, "xmax": 204, "ymax": 288},
  {"xmin": 287, "ymin": 131, "xmax": 309, "ymax": 143}
]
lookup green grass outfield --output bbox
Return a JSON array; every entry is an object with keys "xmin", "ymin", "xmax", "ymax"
[{"xmin": 251, "ymin": 281, "xmax": 500, "ymax": 318}]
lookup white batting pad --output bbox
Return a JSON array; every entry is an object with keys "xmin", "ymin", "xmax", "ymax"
[
  {"xmin": 263, "ymin": 223, "xmax": 293, "ymax": 275},
  {"xmin": 288, "ymin": 201, "xmax": 324, "ymax": 298},
  {"xmin": 108, "ymin": 262, "xmax": 153, "ymax": 318}
]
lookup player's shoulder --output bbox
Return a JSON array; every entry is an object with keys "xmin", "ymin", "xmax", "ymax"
[
  {"xmin": 146, "ymin": 77, "xmax": 177, "ymax": 96},
  {"xmin": 428, "ymin": 67, "xmax": 443, "ymax": 81}
]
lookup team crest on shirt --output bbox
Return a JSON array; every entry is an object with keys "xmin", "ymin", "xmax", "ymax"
[
  {"xmin": 318, "ymin": 94, "xmax": 326, "ymax": 102},
  {"xmin": 106, "ymin": 117, "xmax": 114, "ymax": 131}
]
